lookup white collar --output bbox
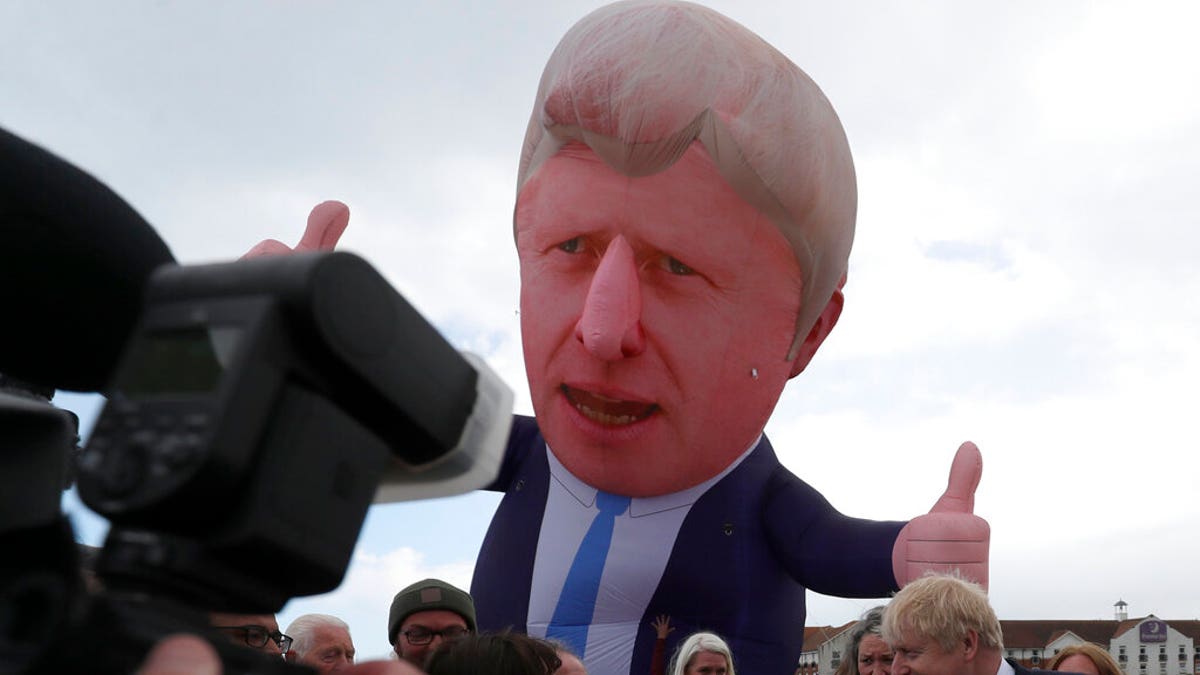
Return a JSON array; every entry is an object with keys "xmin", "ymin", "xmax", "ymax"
[
  {"xmin": 997, "ymin": 656, "xmax": 1017, "ymax": 675},
  {"xmin": 545, "ymin": 434, "xmax": 762, "ymax": 517}
]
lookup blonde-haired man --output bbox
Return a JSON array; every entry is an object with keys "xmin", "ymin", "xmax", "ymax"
[{"xmin": 882, "ymin": 573, "xmax": 1057, "ymax": 675}]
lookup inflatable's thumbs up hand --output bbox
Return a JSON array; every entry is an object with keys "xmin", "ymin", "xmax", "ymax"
[
  {"xmin": 891, "ymin": 442, "xmax": 990, "ymax": 589},
  {"xmin": 242, "ymin": 200, "xmax": 350, "ymax": 259}
]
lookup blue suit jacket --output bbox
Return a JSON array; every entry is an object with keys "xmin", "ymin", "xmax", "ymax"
[{"xmin": 472, "ymin": 415, "xmax": 905, "ymax": 675}]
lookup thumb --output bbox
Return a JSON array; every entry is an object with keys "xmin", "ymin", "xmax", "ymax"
[
  {"xmin": 929, "ymin": 441, "xmax": 982, "ymax": 514},
  {"xmin": 296, "ymin": 200, "xmax": 350, "ymax": 251},
  {"xmin": 241, "ymin": 238, "xmax": 292, "ymax": 259}
]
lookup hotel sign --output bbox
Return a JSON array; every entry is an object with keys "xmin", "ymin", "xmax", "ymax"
[{"xmin": 1141, "ymin": 620, "xmax": 1168, "ymax": 643}]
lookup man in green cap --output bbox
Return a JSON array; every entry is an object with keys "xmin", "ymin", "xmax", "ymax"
[{"xmin": 388, "ymin": 578, "xmax": 476, "ymax": 666}]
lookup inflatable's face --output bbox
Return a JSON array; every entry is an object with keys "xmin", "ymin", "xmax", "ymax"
[{"xmin": 515, "ymin": 143, "xmax": 804, "ymax": 497}]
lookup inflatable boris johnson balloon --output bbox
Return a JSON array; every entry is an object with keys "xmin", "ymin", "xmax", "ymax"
[{"xmin": 248, "ymin": 3, "xmax": 990, "ymax": 674}]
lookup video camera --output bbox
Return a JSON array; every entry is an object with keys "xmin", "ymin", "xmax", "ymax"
[{"xmin": 0, "ymin": 127, "xmax": 513, "ymax": 673}]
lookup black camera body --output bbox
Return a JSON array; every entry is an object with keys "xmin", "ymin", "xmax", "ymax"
[
  {"xmin": 3, "ymin": 252, "xmax": 513, "ymax": 673},
  {"xmin": 76, "ymin": 251, "xmax": 512, "ymax": 614}
]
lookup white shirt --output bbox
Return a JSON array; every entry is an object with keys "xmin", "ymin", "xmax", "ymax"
[
  {"xmin": 997, "ymin": 655, "xmax": 1017, "ymax": 675},
  {"xmin": 526, "ymin": 438, "xmax": 758, "ymax": 675}
]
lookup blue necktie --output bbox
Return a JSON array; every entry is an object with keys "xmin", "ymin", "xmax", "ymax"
[{"xmin": 546, "ymin": 491, "xmax": 631, "ymax": 658}]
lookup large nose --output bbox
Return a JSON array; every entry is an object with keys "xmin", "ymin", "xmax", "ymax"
[{"xmin": 575, "ymin": 235, "xmax": 645, "ymax": 360}]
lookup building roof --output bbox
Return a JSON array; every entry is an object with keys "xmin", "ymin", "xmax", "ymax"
[
  {"xmin": 802, "ymin": 616, "xmax": 1200, "ymax": 656},
  {"xmin": 802, "ymin": 621, "xmax": 855, "ymax": 652},
  {"xmin": 1001, "ymin": 618, "xmax": 1200, "ymax": 648},
  {"xmin": 1002, "ymin": 620, "xmax": 1124, "ymax": 647},
  {"xmin": 1169, "ymin": 622, "xmax": 1200, "ymax": 640}
]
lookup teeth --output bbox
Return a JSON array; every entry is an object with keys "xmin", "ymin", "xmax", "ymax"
[{"xmin": 576, "ymin": 402, "xmax": 638, "ymax": 426}]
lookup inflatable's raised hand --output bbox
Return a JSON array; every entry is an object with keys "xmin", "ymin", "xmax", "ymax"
[
  {"xmin": 242, "ymin": 200, "xmax": 349, "ymax": 259},
  {"xmin": 891, "ymin": 442, "xmax": 990, "ymax": 588}
]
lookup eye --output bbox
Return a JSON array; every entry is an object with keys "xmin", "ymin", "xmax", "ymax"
[
  {"xmin": 664, "ymin": 256, "xmax": 694, "ymax": 275},
  {"xmin": 557, "ymin": 237, "xmax": 583, "ymax": 253}
]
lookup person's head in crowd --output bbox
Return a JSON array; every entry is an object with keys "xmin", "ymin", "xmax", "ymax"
[
  {"xmin": 285, "ymin": 613, "xmax": 355, "ymax": 673},
  {"xmin": 388, "ymin": 578, "xmax": 476, "ymax": 665},
  {"xmin": 847, "ymin": 606, "xmax": 893, "ymax": 675},
  {"xmin": 541, "ymin": 638, "xmax": 587, "ymax": 675},
  {"xmin": 425, "ymin": 632, "xmax": 561, "ymax": 675},
  {"xmin": 1047, "ymin": 643, "xmax": 1122, "ymax": 675},
  {"xmin": 667, "ymin": 632, "xmax": 736, "ymax": 675},
  {"xmin": 139, "ymin": 634, "xmax": 425, "ymax": 675},
  {"xmin": 880, "ymin": 572, "xmax": 1004, "ymax": 675},
  {"xmin": 209, "ymin": 612, "xmax": 291, "ymax": 658}
]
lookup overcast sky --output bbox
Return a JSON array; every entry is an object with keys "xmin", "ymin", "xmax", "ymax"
[{"xmin": 5, "ymin": 0, "xmax": 1199, "ymax": 663}]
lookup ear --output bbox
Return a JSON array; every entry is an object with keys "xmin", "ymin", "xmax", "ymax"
[
  {"xmin": 962, "ymin": 629, "xmax": 980, "ymax": 662},
  {"xmin": 788, "ymin": 288, "xmax": 844, "ymax": 379}
]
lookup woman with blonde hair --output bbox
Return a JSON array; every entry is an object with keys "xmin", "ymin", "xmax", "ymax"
[
  {"xmin": 667, "ymin": 632, "xmax": 735, "ymax": 675},
  {"xmin": 1047, "ymin": 643, "xmax": 1122, "ymax": 675}
]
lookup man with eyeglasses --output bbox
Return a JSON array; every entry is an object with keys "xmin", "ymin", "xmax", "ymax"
[
  {"xmin": 210, "ymin": 612, "xmax": 292, "ymax": 658},
  {"xmin": 387, "ymin": 578, "xmax": 475, "ymax": 667}
]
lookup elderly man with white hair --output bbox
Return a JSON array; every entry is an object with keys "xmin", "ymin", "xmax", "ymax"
[{"xmin": 285, "ymin": 613, "xmax": 355, "ymax": 673}]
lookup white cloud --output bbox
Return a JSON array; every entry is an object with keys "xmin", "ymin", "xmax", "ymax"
[{"xmin": 1030, "ymin": 2, "xmax": 1200, "ymax": 145}]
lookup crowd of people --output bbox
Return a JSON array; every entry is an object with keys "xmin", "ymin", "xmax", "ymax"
[
  {"xmin": 135, "ymin": 576, "xmax": 741, "ymax": 675},
  {"xmin": 137, "ymin": 571, "xmax": 1117, "ymax": 675}
]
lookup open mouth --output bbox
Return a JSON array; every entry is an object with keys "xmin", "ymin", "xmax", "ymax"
[{"xmin": 561, "ymin": 385, "xmax": 659, "ymax": 426}]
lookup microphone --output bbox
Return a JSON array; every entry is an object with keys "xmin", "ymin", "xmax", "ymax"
[{"xmin": 0, "ymin": 126, "xmax": 175, "ymax": 392}]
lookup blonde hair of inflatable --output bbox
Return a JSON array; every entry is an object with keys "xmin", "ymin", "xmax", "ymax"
[{"xmin": 517, "ymin": 0, "xmax": 857, "ymax": 361}]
